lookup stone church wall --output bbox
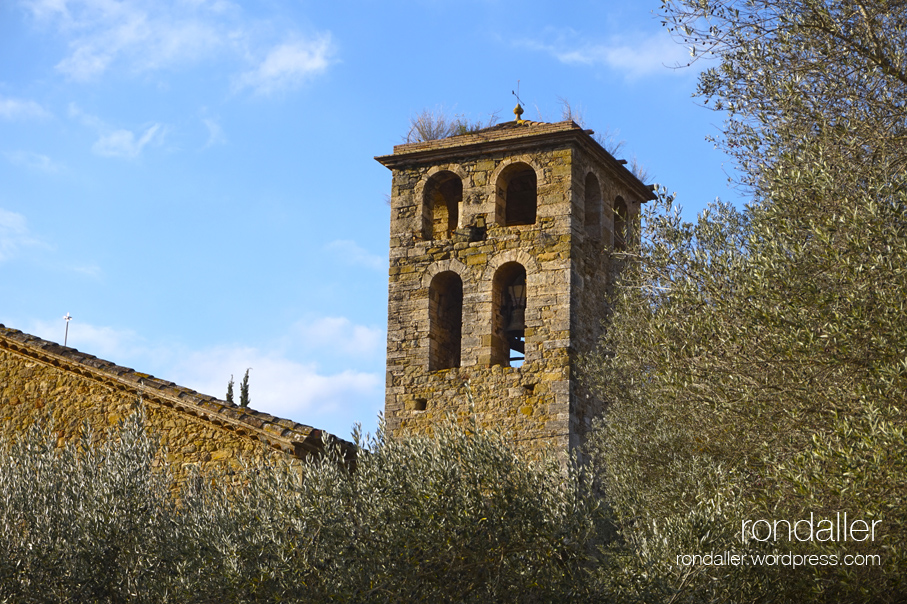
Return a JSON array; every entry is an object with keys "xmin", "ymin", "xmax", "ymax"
[{"xmin": 0, "ymin": 326, "xmax": 352, "ymax": 480}]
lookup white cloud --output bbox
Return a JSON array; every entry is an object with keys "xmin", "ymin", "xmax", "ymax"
[
  {"xmin": 0, "ymin": 96, "xmax": 51, "ymax": 120},
  {"xmin": 4, "ymin": 151, "xmax": 63, "ymax": 173},
  {"xmin": 24, "ymin": 0, "xmax": 227, "ymax": 81},
  {"xmin": 171, "ymin": 346, "xmax": 380, "ymax": 427},
  {"xmin": 70, "ymin": 103, "xmax": 165, "ymax": 159},
  {"xmin": 133, "ymin": 20, "xmax": 224, "ymax": 72},
  {"xmin": 234, "ymin": 37, "xmax": 334, "ymax": 95},
  {"xmin": 23, "ymin": 0, "xmax": 335, "ymax": 92},
  {"xmin": 22, "ymin": 0, "xmax": 70, "ymax": 22},
  {"xmin": 517, "ymin": 29, "xmax": 694, "ymax": 79},
  {"xmin": 57, "ymin": 40, "xmax": 114, "ymax": 80},
  {"xmin": 69, "ymin": 263, "xmax": 103, "ymax": 278},
  {"xmin": 293, "ymin": 316, "xmax": 384, "ymax": 359},
  {"xmin": 325, "ymin": 239, "xmax": 384, "ymax": 271},
  {"xmin": 92, "ymin": 123, "xmax": 164, "ymax": 158},
  {"xmin": 67, "ymin": 102, "xmax": 103, "ymax": 128},
  {"xmin": 69, "ymin": 105, "xmax": 164, "ymax": 158},
  {"xmin": 0, "ymin": 209, "xmax": 42, "ymax": 262},
  {"xmin": 202, "ymin": 117, "xmax": 226, "ymax": 147}
]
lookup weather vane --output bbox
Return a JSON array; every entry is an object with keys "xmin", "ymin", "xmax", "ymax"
[
  {"xmin": 512, "ymin": 80, "xmax": 523, "ymax": 105},
  {"xmin": 63, "ymin": 313, "xmax": 72, "ymax": 347},
  {"xmin": 511, "ymin": 81, "xmax": 525, "ymax": 122}
]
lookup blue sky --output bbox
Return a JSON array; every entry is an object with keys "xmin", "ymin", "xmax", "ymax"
[{"xmin": 1, "ymin": 0, "xmax": 737, "ymax": 439}]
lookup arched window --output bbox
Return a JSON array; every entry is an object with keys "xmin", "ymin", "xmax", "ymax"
[
  {"xmin": 584, "ymin": 173, "xmax": 602, "ymax": 240},
  {"xmin": 491, "ymin": 262, "xmax": 527, "ymax": 367},
  {"xmin": 496, "ymin": 163, "xmax": 537, "ymax": 226},
  {"xmin": 613, "ymin": 196, "xmax": 628, "ymax": 251},
  {"xmin": 423, "ymin": 172, "xmax": 462, "ymax": 241},
  {"xmin": 428, "ymin": 271, "xmax": 462, "ymax": 371}
]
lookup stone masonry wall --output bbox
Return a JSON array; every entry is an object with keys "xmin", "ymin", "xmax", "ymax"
[
  {"xmin": 567, "ymin": 145, "xmax": 642, "ymax": 447},
  {"xmin": 379, "ymin": 120, "xmax": 649, "ymax": 454},
  {"xmin": 0, "ymin": 326, "xmax": 353, "ymax": 480}
]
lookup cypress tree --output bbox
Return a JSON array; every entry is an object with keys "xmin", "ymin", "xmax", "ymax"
[{"xmin": 240, "ymin": 368, "xmax": 251, "ymax": 408}]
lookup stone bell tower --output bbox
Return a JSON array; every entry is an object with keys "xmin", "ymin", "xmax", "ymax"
[{"xmin": 375, "ymin": 106, "xmax": 655, "ymax": 453}]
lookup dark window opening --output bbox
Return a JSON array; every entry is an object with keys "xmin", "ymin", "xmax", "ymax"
[
  {"xmin": 423, "ymin": 172, "xmax": 462, "ymax": 241},
  {"xmin": 614, "ymin": 196, "xmax": 628, "ymax": 251},
  {"xmin": 429, "ymin": 271, "xmax": 463, "ymax": 371},
  {"xmin": 491, "ymin": 263, "xmax": 527, "ymax": 367},
  {"xmin": 413, "ymin": 398, "xmax": 427, "ymax": 411},
  {"xmin": 497, "ymin": 164, "xmax": 537, "ymax": 226},
  {"xmin": 584, "ymin": 173, "xmax": 602, "ymax": 240}
]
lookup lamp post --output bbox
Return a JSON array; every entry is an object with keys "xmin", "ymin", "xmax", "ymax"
[{"xmin": 63, "ymin": 313, "xmax": 72, "ymax": 347}]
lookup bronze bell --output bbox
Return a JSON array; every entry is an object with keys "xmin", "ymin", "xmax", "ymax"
[
  {"xmin": 503, "ymin": 281, "xmax": 527, "ymax": 334},
  {"xmin": 504, "ymin": 307, "xmax": 525, "ymax": 335}
]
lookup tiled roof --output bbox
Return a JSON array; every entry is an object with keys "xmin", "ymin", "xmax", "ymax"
[
  {"xmin": 0, "ymin": 324, "xmax": 355, "ymax": 461},
  {"xmin": 468, "ymin": 119, "xmax": 549, "ymax": 133},
  {"xmin": 385, "ymin": 120, "xmax": 585, "ymax": 157},
  {"xmin": 376, "ymin": 119, "xmax": 655, "ymax": 202}
]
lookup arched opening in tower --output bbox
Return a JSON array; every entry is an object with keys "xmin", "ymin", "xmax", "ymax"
[
  {"xmin": 496, "ymin": 163, "xmax": 537, "ymax": 226},
  {"xmin": 492, "ymin": 262, "xmax": 527, "ymax": 367},
  {"xmin": 428, "ymin": 271, "xmax": 463, "ymax": 371},
  {"xmin": 584, "ymin": 172, "xmax": 602, "ymax": 241},
  {"xmin": 613, "ymin": 196, "xmax": 628, "ymax": 251},
  {"xmin": 423, "ymin": 172, "xmax": 462, "ymax": 240}
]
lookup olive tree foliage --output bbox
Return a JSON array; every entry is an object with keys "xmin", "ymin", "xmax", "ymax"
[
  {"xmin": 581, "ymin": 1, "xmax": 907, "ymax": 601},
  {"xmin": 0, "ymin": 412, "xmax": 618, "ymax": 603},
  {"xmin": 0, "ymin": 415, "xmax": 181, "ymax": 603},
  {"xmin": 586, "ymin": 174, "xmax": 907, "ymax": 602},
  {"xmin": 661, "ymin": 0, "xmax": 907, "ymax": 185}
]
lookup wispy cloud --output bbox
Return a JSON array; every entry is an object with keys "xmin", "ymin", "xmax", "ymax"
[
  {"xmin": 67, "ymin": 102, "xmax": 102, "ymax": 127},
  {"xmin": 292, "ymin": 316, "xmax": 384, "ymax": 359},
  {"xmin": 69, "ymin": 263, "xmax": 103, "ymax": 278},
  {"xmin": 23, "ymin": 0, "xmax": 228, "ymax": 81},
  {"xmin": 21, "ymin": 0, "xmax": 75, "ymax": 22},
  {"xmin": 4, "ymin": 151, "xmax": 63, "ymax": 173},
  {"xmin": 0, "ymin": 209, "xmax": 42, "ymax": 262},
  {"xmin": 92, "ymin": 124, "xmax": 164, "ymax": 158},
  {"xmin": 233, "ymin": 37, "xmax": 335, "ymax": 95},
  {"xmin": 325, "ymin": 239, "xmax": 384, "ymax": 271},
  {"xmin": 202, "ymin": 117, "xmax": 226, "ymax": 147},
  {"xmin": 516, "ymin": 29, "xmax": 693, "ymax": 79},
  {"xmin": 171, "ymin": 346, "xmax": 380, "ymax": 429},
  {"xmin": 69, "ymin": 103, "xmax": 165, "ymax": 158},
  {"xmin": 23, "ymin": 0, "xmax": 335, "ymax": 93},
  {"xmin": 0, "ymin": 96, "xmax": 51, "ymax": 120}
]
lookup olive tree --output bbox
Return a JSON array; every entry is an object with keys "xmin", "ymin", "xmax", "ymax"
[
  {"xmin": 661, "ymin": 0, "xmax": 907, "ymax": 181},
  {"xmin": 0, "ymin": 411, "xmax": 619, "ymax": 603},
  {"xmin": 582, "ymin": 2, "xmax": 907, "ymax": 601}
]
